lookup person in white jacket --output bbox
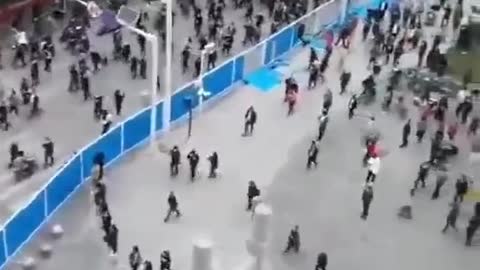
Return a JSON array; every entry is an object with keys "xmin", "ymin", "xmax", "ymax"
[{"xmin": 366, "ymin": 154, "xmax": 380, "ymax": 183}]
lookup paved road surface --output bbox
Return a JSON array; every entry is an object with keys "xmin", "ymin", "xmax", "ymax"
[
  {"xmin": 0, "ymin": 0, "xmax": 272, "ymax": 224},
  {"xmin": 5, "ymin": 10, "xmax": 479, "ymax": 270}
]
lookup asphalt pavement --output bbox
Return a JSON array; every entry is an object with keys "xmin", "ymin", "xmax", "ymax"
[
  {"xmin": 0, "ymin": 0, "xmax": 271, "ymax": 224},
  {"xmin": 4, "ymin": 7, "xmax": 479, "ymax": 270}
]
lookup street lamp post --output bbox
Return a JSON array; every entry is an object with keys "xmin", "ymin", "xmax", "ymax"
[
  {"xmin": 116, "ymin": 6, "xmax": 160, "ymax": 147},
  {"xmin": 163, "ymin": 0, "xmax": 173, "ymax": 132}
]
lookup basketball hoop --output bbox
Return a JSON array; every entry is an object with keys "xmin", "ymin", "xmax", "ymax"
[{"xmin": 87, "ymin": 1, "xmax": 102, "ymax": 18}]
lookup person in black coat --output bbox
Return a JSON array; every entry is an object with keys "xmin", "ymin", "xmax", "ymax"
[
  {"xmin": 454, "ymin": 175, "xmax": 469, "ymax": 203},
  {"xmin": 143, "ymin": 261, "xmax": 153, "ymax": 270},
  {"xmin": 243, "ymin": 106, "xmax": 257, "ymax": 136},
  {"xmin": 306, "ymin": 140, "xmax": 319, "ymax": 169},
  {"xmin": 410, "ymin": 162, "xmax": 430, "ymax": 196},
  {"xmin": 42, "ymin": 137, "xmax": 54, "ymax": 167},
  {"xmin": 399, "ymin": 119, "xmax": 411, "ymax": 148},
  {"xmin": 129, "ymin": 246, "xmax": 142, "ymax": 270},
  {"xmin": 164, "ymin": 192, "xmax": 181, "ymax": 222},
  {"xmin": 94, "ymin": 181, "xmax": 107, "ymax": 207},
  {"xmin": 105, "ymin": 223, "xmax": 118, "ymax": 254},
  {"xmin": 114, "ymin": 89, "xmax": 125, "ymax": 115},
  {"xmin": 9, "ymin": 142, "xmax": 20, "ymax": 168},
  {"xmin": 130, "ymin": 57, "xmax": 138, "ymax": 79},
  {"xmin": 339, "ymin": 70, "xmax": 351, "ymax": 95},
  {"xmin": 315, "ymin": 252, "xmax": 328, "ymax": 270},
  {"xmin": 442, "ymin": 202, "xmax": 459, "ymax": 233},
  {"xmin": 187, "ymin": 149, "xmax": 200, "ymax": 181},
  {"xmin": 170, "ymin": 146, "xmax": 181, "ymax": 176},
  {"xmin": 361, "ymin": 185, "xmax": 374, "ymax": 220},
  {"xmin": 139, "ymin": 58, "xmax": 147, "ymax": 79},
  {"xmin": 283, "ymin": 225, "xmax": 300, "ymax": 253},
  {"xmin": 101, "ymin": 210, "xmax": 112, "ymax": 236},
  {"xmin": 348, "ymin": 94, "xmax": 357, "ymax": 119},
  {"xmin": 247, "ymin": 181, "xmax": 260, "ymax": 210},
  {"xmin": 93, "ymin": 151, "xmax": 106, "ymax": 180},
  {"xmin": 160, "ymin": 250, "xmax": 171, "ymax": 270},
  {"xmin": 207, "ymin": 151, "xmax": 218, "ymax": 178}
]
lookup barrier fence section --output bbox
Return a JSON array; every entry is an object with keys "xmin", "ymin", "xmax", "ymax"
[{"xmin": 0, "ymin": 0, "xmax": 361, "ymax": 267}]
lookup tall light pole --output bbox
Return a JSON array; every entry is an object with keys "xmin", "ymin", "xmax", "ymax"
[
  {"xmin": 116, "ymin": 6, "xmax": 159, "ymax": 147},
  {"xmin": 163, "ymin": 0, "xmax": 173, "ymax": 132},
  {"xmin": 146, "ymin": 0, "xmax": 173, "ymax": 131}
]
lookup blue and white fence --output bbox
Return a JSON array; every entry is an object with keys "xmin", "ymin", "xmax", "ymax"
[{"xmin": 0, "ymin": 0, "xmax": 371, "ymax": 267}]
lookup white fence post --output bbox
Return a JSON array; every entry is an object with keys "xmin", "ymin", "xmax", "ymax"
[
  {"xmin": 43, "ymin": 190, "xmax": 48, "ymax": 218},
  {"xmin": 120, "ymin": 123, "xmax": 125, "ymax": 154},
  {"xmin": 261, "ymin": 42, "xmax": 267, "ymax": 66},
  {"xmin": 231, "ymin": 59, "xmax": 236, "ymax": 84},
  {"xmin": 3, "ymin": 229, "xmax": 8, "ymax": 258},
  {"xmin": 80, "ymin": 153, "xmax": 85, "ymax": 182}
]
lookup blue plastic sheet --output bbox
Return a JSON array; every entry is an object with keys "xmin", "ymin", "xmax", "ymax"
[
  {"xmin": 5, "ymin": 191, "xmax": 45, "ymax": 256},
  {"xmin": 202, "ymin": 60, "xmax": 234, "ymax": 97},
  {"xmin": 123, "ymin": 108, "xmax": 151, "ymax": 151},
  {"xmin": 46, "ymin": 155, "xmax": 82, "ymax": 215},
  {"xmin": 272, "ymin": 27, "xmax": 294, "ymax": 59},
  {"xmin": 234, "ymin": 56, "xmax": 245, "ymax": 82},
  {"xmin": 264, "ymin": 41, "xmax": 274, "ymax": 65},
  {"xmin": 156, "ymin": 101, "xmax": 163, "ymax": 131},
  {"xmin": 81, "ymin": 126, "xmax": 122, "ymax": 178},
  {"xmin": 170, "ymin": 84, "xmax": 199, "ymax": 122},
  {"xmin": 0, "ymin": 230, "xmax": 6, "ymax": 268}
]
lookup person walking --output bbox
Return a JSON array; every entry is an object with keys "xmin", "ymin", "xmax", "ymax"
[
  {"xmin": 247, "ymin": 181, "xmax": 260, "ymax": 211},
  {"xmin": 243, "ymin": 106, "xmax": 257, "ymax": 136},
  {"xmin": 442, "ymin": 202, "xmax": 459, "ymax": 233},
  {"xmin": 128, "ymin": 246, "xmax": 142, "ymax": 270},
  {"xmin": 164, "ymin": 192, "xmax": 181, "ymax": 222},
  {"xmin": 187, "ymin": 149, "xmax": 200, "ymax": 181},
  {"xmin": 114, "ymin": 89, "xmax": 125, "ymax": 115},
  {"xmin": 399, "ymin": 119, "xmax": 411, "ymax": 148},
  {"xmin": 348, "ymin": 94, "xmax": 357, "ymax": 119},
  {"xmin": 454, "ymin": 175, "xmax": 469, "ymax": 203},
  {"xmin": 169, "ymin": 146, "xmax": 181, "ymax": 176},
  {"xmin": 317, "ymin": 109, "xmax": 329, "ymax": 141},
  {"xmin": 315, "ymin": 252, "xmax": 328, "ymax": 270},
  {"xmin": 432, "ymin": 171, "xmax": 448, "ymax": 200},
  {"xmin": 306, "ymin": 140, "xmax": 319, "ymax": 169},
  {"xmin": 105, "ymin": 224, "xmax": 118, "ymax": 254},
  {"xmin": 361, "ymin": 184, "xmax": 374, "ymax": 220},
  {"xmin": 207, "ymin": 151, "xmax": 219, "ymax": 178},
  {"xmin": 365, "ymin": 153, "xmax": 380, "ymax": 183},
  {"xmin": 160, "ymin": 250, "xmax": 172, "ymax": 270}
]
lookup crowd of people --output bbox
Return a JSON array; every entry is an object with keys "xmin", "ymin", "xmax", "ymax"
[
  {"xmin": 302, "ymin": 0, "xmax": 480, "ymax": 246},
  {"xmin": 3, "ymin": 0, "xmax": 480, "ymax": 269},
  {"xmin": 114, "ymin": 0, "xmax": 478, "ymax": 268},
  {"xmin": 1, "ymin": 0, "xmax": 304, "ymax": 181}
]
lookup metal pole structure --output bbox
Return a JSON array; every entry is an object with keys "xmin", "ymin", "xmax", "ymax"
[
  {"xmin": 149, "ymin": 35, "xmax": 159, "ymax": 146},
  {"xmin": 162, "ymin": 0, "xmax": 173, "ymax": 132},
  {"xmin": 116, "ymin": 23, "xmax": 159, "ymax": 147}
]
